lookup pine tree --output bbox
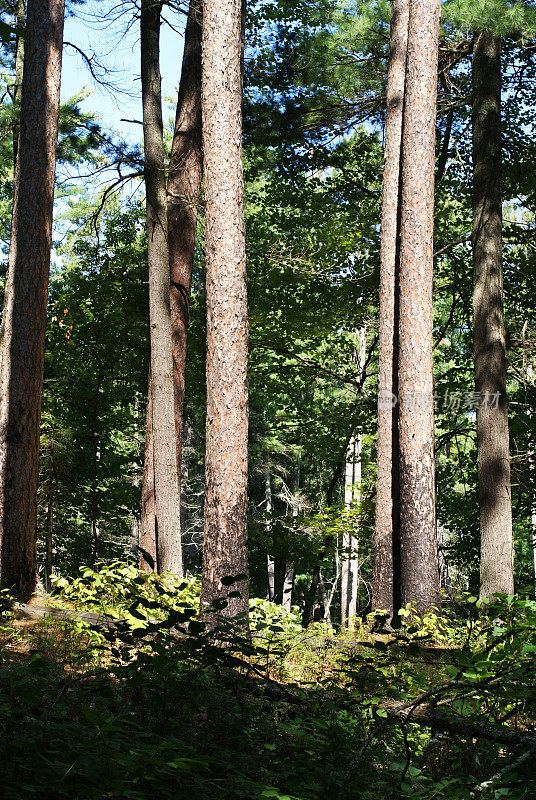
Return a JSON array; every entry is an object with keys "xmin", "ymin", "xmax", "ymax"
[
  {"xmin": 397, "ymin": 0, "xmax": 441, "ymax": 613},
  {"xmin": 0, "ymin": 0, "xmax": 65, "ymax": 600},
  {"xmin": 168, "ymin": 0, "xmax": 203, "ymax": 488},
  {"xmin": 372, "ymin": 0, "xmax": 409, "ymax": 616},
  {"xmin": 199, "ymin": 0, "xmax": 249, "ymax": 623},
  {"xmin": 140, "ymin": 0, "xmax": 182, "ymax": 577},
  {"xmin": 472, "ymin": 31, "xmax": 514, "ymax": 597},
  {"xmin": 373, "ymin": 0, "xmax": 440, "ymax": 615}
]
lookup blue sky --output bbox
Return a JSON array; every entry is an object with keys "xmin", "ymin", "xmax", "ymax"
[{"xmin": 61, "ymin": 0, "xmax": 186, "ymax": 142}]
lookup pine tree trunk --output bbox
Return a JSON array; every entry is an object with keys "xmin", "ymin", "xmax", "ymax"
[
  {"xmin": 168, "ymin": 0, "xmax": 202, "ymax": 489},
  {"xmin": 141, "ymin": 0, "xmax": 182, "ymax": 577},
  {"xmin": 397, "ymin": 0, "xmax": 441, "ymax": 614},
  {"xmin": 372, "ymin": 0, "xmax": 409, "ymax": 616},
  {"xmin": 200, "ymin": 0, "xmax": 249, "ymax": 623},
  {"xmin": 140, "ymin": 372, "xmax": 157, "ymax": 572},
  {"xmin": 472, "ymin": 31, "xmax": 514, "ymax": 598},
  {"xmin": 0, "ymin": 0, "xmax": 65, "ymax": 601}
]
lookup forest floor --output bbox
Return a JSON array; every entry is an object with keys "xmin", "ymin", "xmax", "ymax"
[{"xmin": 1, "ymin": 572, "xmax": 535, "ymax": 800}]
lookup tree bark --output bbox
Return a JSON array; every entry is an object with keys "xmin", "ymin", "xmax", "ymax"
[
  {"xmin": 167, "ymin": 0, "xmax": 203, "ymax": 491},
  {"xmin": 0, "ymin": 0, "xmax": 65, "ymax": 601},
  {"xmin": 199, "ymin": 0, "xmax": 249, "ymax": 623},
  {"xmin": 141, "ymin": 0, "xmax": 182, "ymax": 577},
  {"xmin": 472, "ymin": 31, "xmax": 514, "ymax": 598},
  {"xmin": 372, "ymin": 0, "xmax": 409, "ymax": 616},
  {"xmin": 397, "ymin": 0, "xmax": 441, "ymax": 613}
]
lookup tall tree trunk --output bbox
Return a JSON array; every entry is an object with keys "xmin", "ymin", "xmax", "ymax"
[
  {"xmin": 472, "ymin": 31, "xmax": 514, "ymax": 598},
  {"xmin": 140, "ymin": 373, "xmax": 157, "ymax": 572},
  {"xmin": 168, "ymin": 0, "xmax": 203, "ymax": 489},
  {"xmin": 397, "ymin": 0, "xmax": 441, "ymax": 614},
  {"xmin": 0, "ymin": 0, "xmax": 65, "ymax": 601},
  {"xmin": 12, "ymin": 0, "xmax": 26, "ymax": 168},
  {"xmin": 141, "ymin": 0, "xmax": 182, "ymax": 577},
  {"xmin": 199, "ymin": 0, "xmax": 249, "ymax": 623},
  {"xmin": 372, "ymin": 0, "xmax": 409, "ymax": 616}
]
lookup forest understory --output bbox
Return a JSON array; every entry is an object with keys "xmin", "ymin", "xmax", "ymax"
[{"xmin": 1, "ymin": 568, "xmax": 536, "ymax": 800}]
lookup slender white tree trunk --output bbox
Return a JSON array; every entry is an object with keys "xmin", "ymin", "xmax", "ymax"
[
  {"xmin": 523, "ymin": 323, "xmax": 536, "ymax": 597},
  {"xmin": 282, "ymin": 462, "xmax": 299, "ymax": 610},
  {"xmin": 341, "ymin": 328, "xmax": 366, "ymax": 626},
  {"xmin": 265, "ymin": 464, "xmax": 275, "ymax": 601}
]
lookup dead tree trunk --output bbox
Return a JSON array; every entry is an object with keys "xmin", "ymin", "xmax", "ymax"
[{"xmin": 0, "ymin": 0, "xmax": 65, "ymax": 601}]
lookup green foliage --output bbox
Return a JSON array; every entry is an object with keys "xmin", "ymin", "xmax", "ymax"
[{"xmin": 1, "ymin": 596, "xmax": 535, "ymax": 799}]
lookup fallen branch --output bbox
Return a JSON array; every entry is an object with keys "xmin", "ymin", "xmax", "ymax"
[
  {"xmin": 383, "ymin": 699, "xmax": 535, "ymax": 748},
  {"xmin": 12, "ymin": 603, "xmax": 119, "ymax": 631}
]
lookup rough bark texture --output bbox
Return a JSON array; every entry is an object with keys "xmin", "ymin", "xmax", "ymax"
[
  {"xmin": 139, "ymin": 375, "xmax": 157, "ymax": 573},
  {"xmin": 472, "ymin": 31, "xmax": 514, "ymax": 598},
  {"xmin": 141, "ymin": 0, "xmax": 182, "ymax": 577},
  {"xmin": 0, "ymin": 0, "xmax": 65, "ymax": 601},
  {"xmin": 372, "ymin": 0, "xmax": 409, "ymax": 616},
  {"xmin": 167, "ymin": 0, "xmax": 203, "ymax": 487},
  {"xmin": 397, "ymin": 0, "xmax": 441, "ymax": 613},
  {"xmin": 200, "ymin": 0, "xmax": 249, "ymax": 623}
]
